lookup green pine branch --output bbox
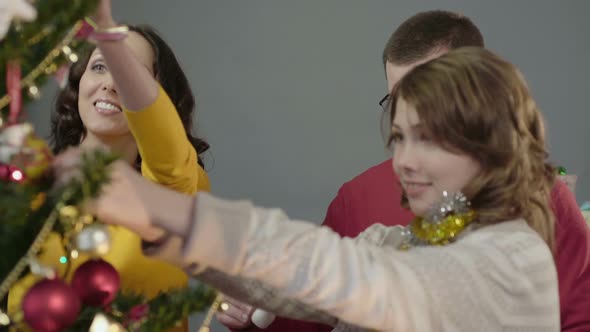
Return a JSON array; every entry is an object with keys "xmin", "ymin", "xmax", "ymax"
[
  {"xmin": 140, "ymin": 286, "xmax": 216, "ymax": 332},
  {"xmin": 0, "ymin": 149, "xmax": 116, "ymax": 281},
  {"xmin": 64, "ymin": 286, "xmax": 216, "ymax": 331},
  {"xmin": 2, "ymin": 149, "xmax": 216, "ymax": 330}
]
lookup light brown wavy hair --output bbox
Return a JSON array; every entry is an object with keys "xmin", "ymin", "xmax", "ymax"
[{"xmin": 389, "ymin": 47, "xmax": 555, "ymax": 250}]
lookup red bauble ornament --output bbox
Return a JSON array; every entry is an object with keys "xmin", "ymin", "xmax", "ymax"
[
  {"xmin": 71, "ymin": 259, "xmax": 120, "ymax": 307},
  {"xmin": 22, "ymin": 278, "xmax": 80, "ymax": 332},
  {"xmin": 0, "ymin": 163, "xmax": 25, "ymax": 183}
]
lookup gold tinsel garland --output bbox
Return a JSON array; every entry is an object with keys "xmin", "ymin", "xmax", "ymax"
[{"xmin": 410, "ymin": 210, "xmax": 477, "ymax": 246}]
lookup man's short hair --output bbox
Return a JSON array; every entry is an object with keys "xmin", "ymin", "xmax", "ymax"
[{"xmin": 383, "ymin": 10, "xmax": 484, "ymax": 65}]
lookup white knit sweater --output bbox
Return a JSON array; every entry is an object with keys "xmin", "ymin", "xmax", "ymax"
[{"xmin": 155, "ymin": 193, "xmax": 560, "ymax": 331}]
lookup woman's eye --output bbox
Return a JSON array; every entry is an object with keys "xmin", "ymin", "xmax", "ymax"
[
  {"xmin": 92, "ymin": 63, "xmax": 107, "ymax": 72},
  {"xmin": 389, "ymin": 133, "xmax": 403, "ymax": 145}
]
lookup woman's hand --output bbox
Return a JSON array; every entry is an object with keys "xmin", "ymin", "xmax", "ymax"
[
  {"xmin": 90, "ymin": 0, "xmax": 116, "ymax": 28},
  {"xmin": 215, "ymin": 296, "xmax": 256, "ymax": 329}
]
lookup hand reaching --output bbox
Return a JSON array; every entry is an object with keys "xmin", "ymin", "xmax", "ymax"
[
  {"xmin": 53, "ymin": 148, "xmax": 166, "ymax": 242},
  {"xmin": 90, "ymin": 0, "xmax": 116, "ymax": 28},
  {"xmin": 216, "ymin": 296, "xmax": 256, "ymax": 329}
]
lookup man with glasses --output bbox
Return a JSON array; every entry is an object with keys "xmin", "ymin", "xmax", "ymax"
[{"xmin": 217, "ymin": 10, "xmax": 590, "ymax": 332}]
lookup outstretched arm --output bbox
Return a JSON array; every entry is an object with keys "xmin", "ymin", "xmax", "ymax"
[{"xmin": 90, "ymin": 0, "xmax": 159, "ymax": 111}]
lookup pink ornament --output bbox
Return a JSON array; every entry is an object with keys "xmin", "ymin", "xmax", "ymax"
[
  {"xmin": 75, "ymin": 18, "xmax": 94, "ymax": 39},
  {"xmin": 71, "ymin": 259, "xmax": 120, "ymax": 307},
  {"xmin": 0, "ymin": 163, "xmax": 25, "ymax": 183},
  {"xmin": 22, "ymin": 278, "xmax": 80, "ymax": 332}
]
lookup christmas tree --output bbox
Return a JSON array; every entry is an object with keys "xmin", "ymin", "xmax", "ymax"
[{"xmin": 1, "ymin": 1, "xmax": 215, "ymax": 331}]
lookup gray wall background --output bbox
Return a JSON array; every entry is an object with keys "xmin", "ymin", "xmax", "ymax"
[{"xmin": 27, "ymin": 1, "xmax": 589, "ymax": 330}]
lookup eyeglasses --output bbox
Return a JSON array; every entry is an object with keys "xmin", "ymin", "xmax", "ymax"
[{"xmin": 379, "ymin": 94, "xmax": 391, "ymax": 113}]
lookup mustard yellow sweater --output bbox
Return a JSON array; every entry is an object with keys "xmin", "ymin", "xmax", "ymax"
[{"xmin": 9, "ymin": 87, "xmax": 209, "ymax": 330}]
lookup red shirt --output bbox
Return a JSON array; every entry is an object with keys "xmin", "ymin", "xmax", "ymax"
[{"xmin": 243, "ymin": 160, "xmax": 590, "ymax": 331}]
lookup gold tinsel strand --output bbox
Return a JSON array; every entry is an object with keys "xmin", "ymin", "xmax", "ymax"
[
  {"xmin": 0, "ymin": 208, "xmax": 59, "ymax": 301},
  {"xmin": 411, "ymin": 210, "xmax": 477, "ymax": 246},
  {"xmin": 198, "ymin": 294, "xmax": 224, "ymax": 332}
]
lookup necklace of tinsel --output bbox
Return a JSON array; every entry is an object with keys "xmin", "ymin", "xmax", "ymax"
[{"xmin": 398, "ymin": 191, "xmax": 477, "ymax": 250}]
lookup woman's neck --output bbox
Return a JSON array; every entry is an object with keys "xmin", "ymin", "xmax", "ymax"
[{"xmin": 80, "ymin": 132, "xmax": 138, "ymax": 166}]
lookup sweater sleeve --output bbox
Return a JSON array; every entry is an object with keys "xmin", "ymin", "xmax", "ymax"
[
  {"xmin": 124, "ymin": 86, "xmax": 209, "ymax": 194},
  {"xmin": 178, "ymin": 193, "xmax": 559, "ymax": 331}
]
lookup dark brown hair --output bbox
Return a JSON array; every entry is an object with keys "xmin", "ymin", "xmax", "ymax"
[{"xmin": 383, "ymin": 10, "xmax": 484, "ymax": 65}]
